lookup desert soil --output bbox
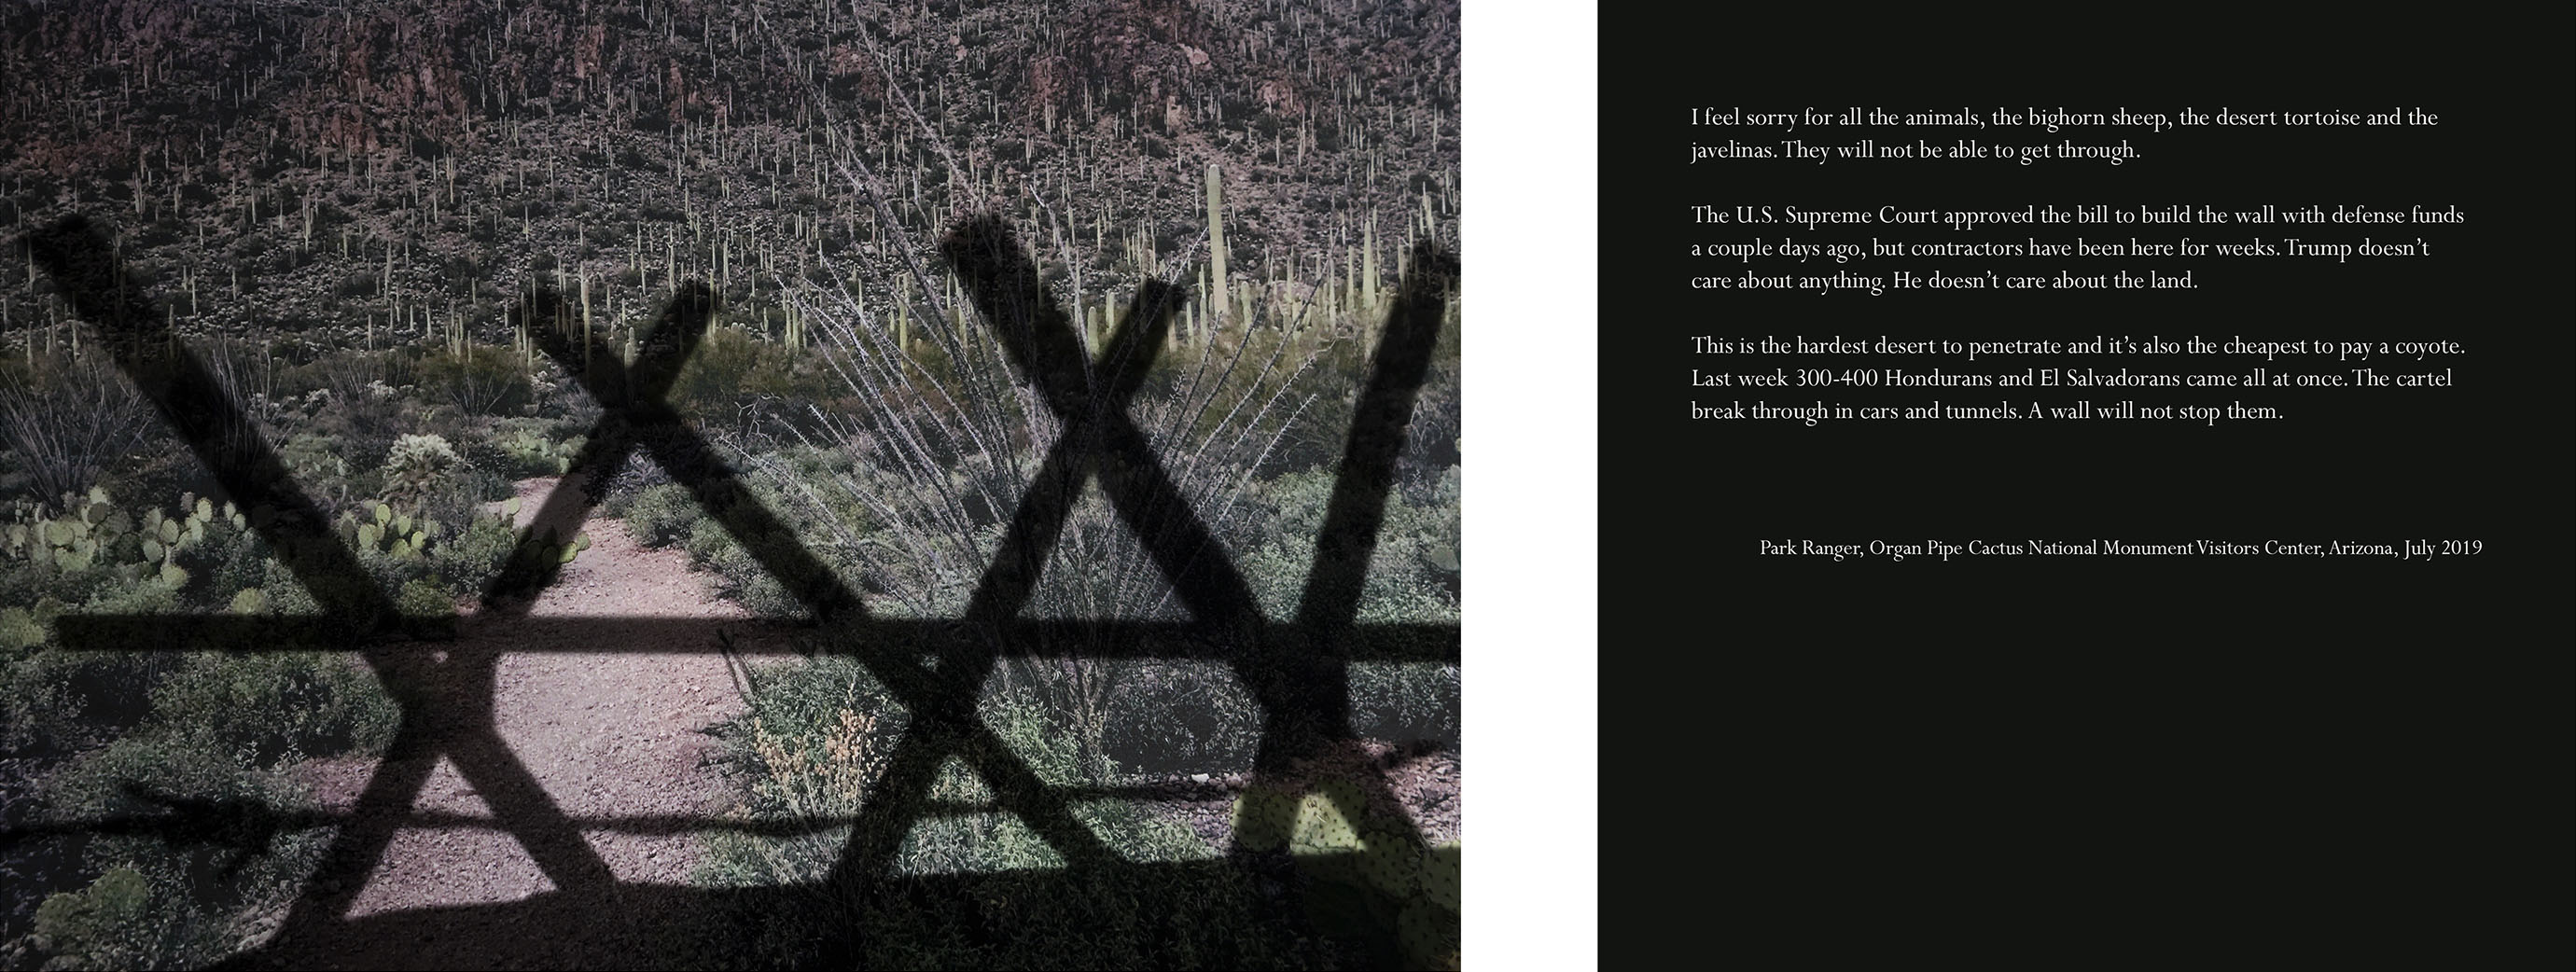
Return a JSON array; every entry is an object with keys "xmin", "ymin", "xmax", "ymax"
[
  {"xmin": 243, "ymin": 476, "xmax": 1462, "ymax": 968},
  {"xmin": 251, "ymin": 477, "xmax": 791, "ymax": 968}
]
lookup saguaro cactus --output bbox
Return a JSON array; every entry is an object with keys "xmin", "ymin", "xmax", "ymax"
[{"xmin": 1205, "ymin": 161, "xmax": 1229, "ymax": 322}]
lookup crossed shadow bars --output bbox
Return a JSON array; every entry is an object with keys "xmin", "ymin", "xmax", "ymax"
[{"xmin": 20, "ymin": 213, "xmax": 1460, "ymax": 955}]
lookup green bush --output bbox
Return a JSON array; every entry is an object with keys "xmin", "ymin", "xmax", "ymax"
[
  {"xmin": 258, "ymin": 556, "xmax": 323, "ymax": 620},
  {"xmin": 32, "ymin": 867, "xmax": 170, "ymax": 971},
  {"xmin": 699, "ymin": 655, "xmax": 1310, "ymax": 968},
  {"xmin": 275, "ymin": 430, "xmax": 358, "ymax": 507},
  {"xmin": 1, "ymin": 604, "xmax": 47, "ymax": 655},
  {"xmin": 396, "ymin": 576, "xmax": 455, "ymax": 618},
  {"xmin": 1238, "ymin": 464, "xmax": 1460, "ymax": 626},
  {"xmin": 143, "ymin": 651, "xmax": 398, "ymax": 768},
  {"xmin": 683, "ymin": 511, "xmax": 740, "ymax": 565},
  {"xmin": 430, "ymin": 513, "xmax": 519, "ymax": 596},
  {"xmin": 1, "ymin": 647, "xmax": 98, "ymax": 751},
  {"xmin": 1347, "ymin": 663, "xmax": 1461, "ymax": 745},
  {"xmin": 415, "ymin": 345, "xmax": 536, "ymax": 416},
  {"xmin": 0, "ymin": 615, "xmax": 188, "ymax": 748},
  {"xmin": 206, "ymin": 522, "xmax": 272, "ymax": 599},
  {"xmin": 620, "ymin": 482, "xmax": 701, "ymax": 548},
  {"xmin": 665, "ymin": 325, "xmax": 835, "ymax": 419},
  {"xmin": 1103, "ymin": 660, "xmax": 1266, "ymax": 774},
  {"xmin": 477, "ymin": 418, "xmax": 584, "ymax": 479},
  {"xmin": 40, "ymin": 731, "xmax": 333, "ymax": 970},
  {"xmin": 677, "ymin": 511, "xmax": 815, "ymax": 619}
]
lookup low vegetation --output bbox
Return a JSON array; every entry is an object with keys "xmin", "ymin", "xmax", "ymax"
[{"xmin": 0, "ymin": 0, "xmax": 1458, "ymax": 965}]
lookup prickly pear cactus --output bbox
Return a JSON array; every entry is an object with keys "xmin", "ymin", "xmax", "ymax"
[
  {"xmin": 1418, "ymin": 841, "xmax": 1460, "ymax": 911},
  {"xmin": 1359, "ymin": 827, "xmax": 1423, "ymax": 898},
  {"xmin": 1397, "ymin": 898, "xmax": 1461, "ymax": 970},
  {"xmin": 1290, "ymin": 790, "xmax": 1363, "ymax": 855},
  {"xmin": 1231, "ymin": 785, "xmax": 1300, "ymax": 852},
  {"xmin": 1316, "ymin": 778, "xmax": 1367, "ymax": 818}
]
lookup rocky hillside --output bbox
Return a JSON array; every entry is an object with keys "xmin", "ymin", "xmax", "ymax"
[{"xmin": 0, "ymin": 0, "xmax": 1458, "ymax": 358}]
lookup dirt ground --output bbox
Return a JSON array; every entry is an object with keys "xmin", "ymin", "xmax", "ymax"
[
  {"xmin": 239, "ymin": 478, "xmax": 789, "ymax": 967},
  {"xmin": 244, "ymin": 476, "xmax": 1461, "ymax": 967}
]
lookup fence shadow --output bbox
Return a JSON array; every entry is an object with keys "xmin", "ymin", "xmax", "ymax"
[{"xmin": 12, "ymin": 214, "xmax": 1459, "ymax": 968}]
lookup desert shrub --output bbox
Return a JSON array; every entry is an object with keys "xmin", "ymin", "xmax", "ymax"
[
  {"xmin": 0, "ymin": 351, "xmax": 157, "ymax": 503},
  {"xmin": 2, "ymin": 555, "xmax": 122, "ymax": 613},
  {"xmin": 677, "ymin": 500, "xmax": 818, "ymax": 620},
  {"xmin": 77, "ymin": 570, "xmax": 185, "ymax": 618},
  {"xmin": 620, "ymin": 482, "xmax": 700, "ymax": 548},
  {"xmin": 427, "ymin": 466, "xmax": 511, "ymax": 536},
  {"xmin": 317, "ymin": 492, "xmax": 521, "ymax": 611},
  {"xmin": 506, "ymin": 428, "xmax": 583, "ymax": 478},
  {"xmin": 0, "ymin": 604, "xmax": 47, "ymax": 655},
  {"xmin": 698, "ymin": 655, "xmax": 905, "ymax": 891},
  {"xmin": 683, "ymin": 516, "xmax": 747, "ymax": 574},
  {"xmin": 1346, "ymin": 662, "xmax": 1461, "ymax": 746},
  {"xmin": 700, "ymin": 655, "xmax": 1305, "ymax": 968},
  {"xmin": 258, "ymin": 556, "xmax": 322, "ymax": 619},
  {"xmin": 30, "ymin": 867, "xmax": 174, "ymax": 971},
  {"xmin": 0, "ymin": 604, "xmax": 175, "ymax": 752},
  {"xmin": 731, "ymin": 566, "xmax": 802, "ymax": 620},
  {"xmin": 591, "ymin": 449, "xmax": 676, "ymax": 508},
  {"xmin": 971, "ymin": 691, "xmax": 1114, "ymax": 787},
  {"xmin": 665, "ymin": 325, "xmax": 836, "ymax": 423},
  {"xmin": 1237, "ymin": 465, "xmax": 1460, "ymax": 624},
  {"xmin": 204, "ymin": 527, "xmax": 271, "ymax": 600},
  {"xmin": 143, "ymin": 652, "xmax": 398, "ymax": 768},
  {"xmin": 1102, "ymin": 660, "xmax": 1266, "ymax": 774},
  {"xmin": 284, "ymin": 351, "xmax": 408, "ymax": 468},
  {"xmin": 415, "ymin": 345, "xmax": 536, "ymax": 416},
  {"xmin": 275, "ymin": 430, "xmax": 356, "ymax": 507},
  {"xmin": 37, "ymin": 731, "xmax": 333, "ymax": 969},
  {"xmin": 396, "ymin": 576, "xmax": 456, "ymax": 618},
  {"xmin": 430, "ymin": 513, "xmax": 518, "ymax": 596}
]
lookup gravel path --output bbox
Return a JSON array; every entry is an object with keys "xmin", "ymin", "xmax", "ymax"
[
  {"xmin": 239, "ymin": 476, "xmax": 1463, "ymax": 968},
  {"xmin": 254, "ymin": 477, "xmax": 794, "ymax": 968}
]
